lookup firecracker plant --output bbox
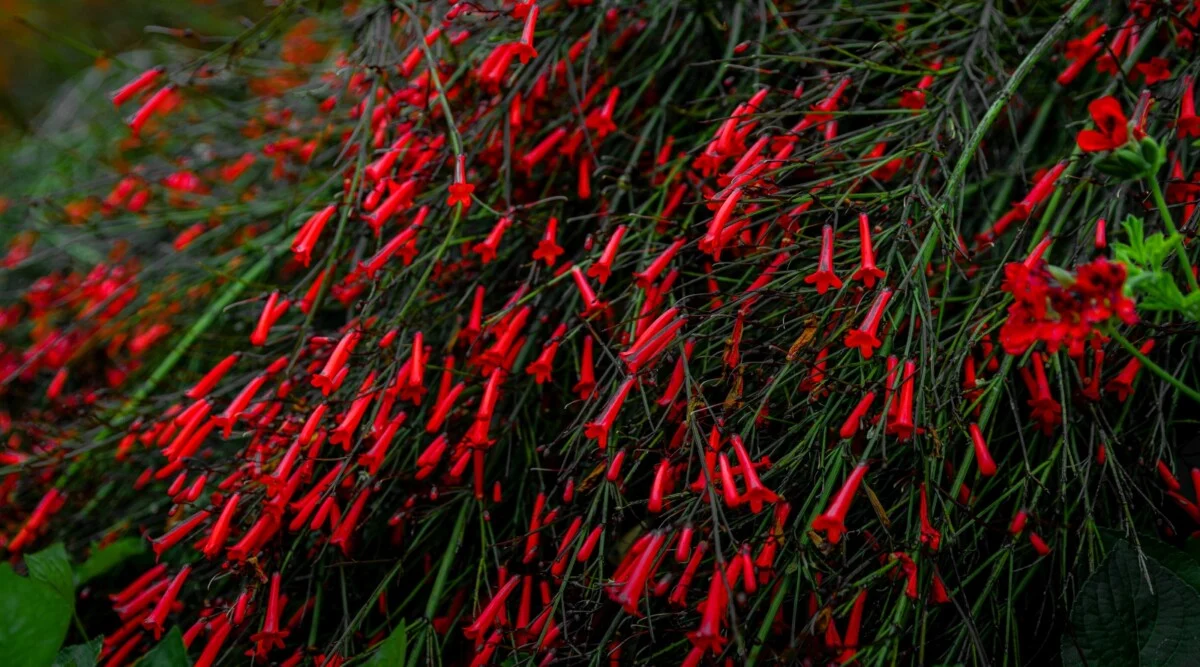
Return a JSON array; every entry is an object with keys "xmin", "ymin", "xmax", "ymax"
[{"xmin": 4, "ymin": 0, "xmax": 1200, "ymax": 665}]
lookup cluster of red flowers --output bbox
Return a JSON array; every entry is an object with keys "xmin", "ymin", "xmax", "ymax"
[
  {"xmin": 1, "ymin": 1, "xmax": 1197, "ymax": 665},
  {"xmin": 1000, "ymin": 254, "xmax": 1138, "ymax": 358}
]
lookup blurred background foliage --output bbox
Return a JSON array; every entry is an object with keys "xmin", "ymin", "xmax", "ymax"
[{"xmin": 0, "ymin": 0, "xmax": 266, "ymax": 137}]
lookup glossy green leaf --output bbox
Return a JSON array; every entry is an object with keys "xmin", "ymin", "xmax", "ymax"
[
  {"xmin": 26, "ymin": 543, "xmax": 75, "ymax": 603},
  {"xmin": 366, "ymin": 621, "xmax": 408, "ymax": 666},
  {"xmin": 0, "ymin": 559, "xmax": 74, "ymax": 667},
  {"xmin": 53, "ymin": 637, "xmax": 103, "ymax": 667},
  {"xmin": 1063, "ymin": 541, "xmax": 1200, "ymax": 666},
  {"xmin": 135, "ymin": 627, "xmax": 189, "ymax": 667},
  {"xmin": 74, "ymin": 538, "xmax": 146, "ymax": 586}
]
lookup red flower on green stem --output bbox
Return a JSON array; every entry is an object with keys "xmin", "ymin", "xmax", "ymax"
[{"xmin": 812, "ymin": 463, "xmax": 868, "ymax": 544}]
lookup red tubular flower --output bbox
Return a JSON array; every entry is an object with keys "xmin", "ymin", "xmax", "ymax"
[
  {"xmin": 799, "ymin": 75, "xmax": 851, "ymax": 131},
  {"xmin": 968, "ymin": 423, "xmax": 997, "ymax": 477},
  {"xmin": 669, "ymin": 540, "xmax": 707, "ymax": 608},
  {"xmin": 532, "ymin": 217, "xmax": 564, "ymax": 266},
  {"xmin": 800, "ymin": 346, "xmax": 829, "ymax": 395},
  {"xmin": 142, "ymin": 565, "xmax": 191, "ymax": 639},
  {"xmin": 729, "ymin": 434, "xmax": 778, "ymax": 513},
  {"xmin": 250, "ymin": 291, "xmax": 291, "ymax": 346},
  {"xmin": 717, "ymin": 453, "xmax": 742, "ymax": 508},
  {"xmin": 365, "ymin": 179, "xmax": 418, "ymax": 234},
  {"xmin": 674, "ymin": 525, "xmax": 695, "ymax": 564},
  {"xmin": 918, "ymin": 483, "xmax": 941, "ymax": 552},
  {"xmin": 360, "ymin": 207, "xmax": 426, "ymax": 277},
  {"xmin": 312, "ymin": 330, "xmax": 360, "ymax": 395},
  {"xmin": 576, "ymin": 524, "xmax": 604, "ymax": 563},
  {"xmin": 1009, "ymin": 509, "xmax": 1029, "ymax": 536},
  {"xmin": 526, "ymin": 324, "xmax": 567, "ymax": 384},
  {"xmin": 586, "ymin": 87, "xmax": 621, "ymax": 137},
  {"xmin": 214, "ymin": 374, "xmax": 267, "ymax": 437},
  {"xmin": 851, "ymin": 213, "xmax": 885, "ymax": 287},
  {"xmin": 1178, "ymin": 75, "xmax": 1200, "ymax": 138},
  {"xmin": 464, "ymin": 576, "xmax": 521, "ymax": 640},
  {"xmin": 513, "ymin": 3, "xmax": 540, "ymax": 64},
  {"xmin": 364, "ymin": 133, "xmax": 412, "ymax": 182},
  {"xmin": 657, "ymin": 339, "xmax": 694, "ymax": 407},
  {"xmin": 574, "ymin": 334, "xmax": 597, "ymax": 399},
  {"xmin": 585, "ymin": 377, "xmax": 635, "ymax": 449},
  {"xmin": 330, "ymin": 487, "xmax": 371, "ymax": 555},
  {"xmin": 551, "ymin": 517, "xmax": 584, "ymax": 577},
  {"xmin": 7, "ymin": 488, "xmax": 65, "ymax": 553},
  {"xmin": 521, "ymin": 127, "xmax": 567, "ymax": 172},
  {"xmin": 839, "ymin": 391, "xmax": 876, "ymax": 439},
  {"xmin": 1015, "ymin": 161, "xmax": 1067, "ymax": 218},
  {"xmin": 570, "ymin": 266, "xmax": 607, "ymax": 316},
  {"xmin": 844, "ymin": 288, "xmax": 892, "ymax": 358},
  {"xmin": 477, "ymin": 368, "xmax": 504, "ymax": 423},
  {"xmin": 623, "ymin": 317, "xmax": 686, "ymax": 374},
  {"xmin": 805, "ymin": 224, "xmax": 843, "ymax": 294},
  {"xmin": 1136, "ymin": 56, "xmax": 1171, "ymax": 85},
  {"xmin": 111, "ymin": 565, "xmax": 167, "ymax": 609},
  {"xmin": 631, "ymin": 238, "xmax": 682, "ymax": 290},
  {"xmin": 1029, "ymin": 532, "xmax": 1052, "ymax": 556},
  {"xmin": 330, "ymin": 372, "xmax": 377, "ymax": 449},
  {"xmin": 1056, "ymin": 25, "xmax": 1106, "ymax": 86},
  {"xmin": 111, "ymin": 66, "xmax": 165, "ymax": 106},
  {"xmin": 605, "ymin": 449, "xmax": 627, "ymax": 482},
  {"xmin": 587, "ymin": 225, "xmax": 627, "ymax": 284},
  {"xmin": 447, "ymin": 154, "xmax": 475, "ymax": 209},
  {"xmin": 889, "ymin": 360, "xmax": 916, "ymax": 441},
  {"xmin": 614, "ymin": 531, "xmax": 666, "ymax": 615},
  {"xmin": 648, "ymin": 457, "xmax": 672, "ymax": 513},
  {"xmin": 1157, "ymin": 459, "xmax": 1182, "ymax": 492},
  {"xmin": 202, "ymin": 492, "xmax": 240, "ymax": 559},
  {"xmin": 687, "ymin": 565, "xmax": 729, "ymax": 654},
  {"xmin": 128, "ymin": 84, "xmax": 177, "ymax": 134},
  {"xmin": 704, "ymin": 187, "xmax": 743, "ymax": 258},
  {"xmin": 251, "ymin": 572, "xmax": 289, "ymax": 654},
  {"xmin": 291, "ymin": 204, "xmax": 336, "ymax": 267},
  {"xmin": 811, "ymin": 463, "xmax": 868, "ymax": 544},
  {"xmin": 1075, "ymin": 96, "xmax": 1129, "ymax": 152},
  {"xmin": 426, "ymin": 381, "xmax": 464, "ymax": 433},
  {"xmin": 1106, "ymin": 339, "xmax": 1154, "ymax": 401},
  {"xmin": 832, "ymin": 589, "xmax": 869, "ymax": 662},
  {"xmin": 150, "ymin": 510, "xmax": 211, "ymax": 560},
  {"xmin": 359, "ymin": 415, "xmax": 404, "ymax": 475}
]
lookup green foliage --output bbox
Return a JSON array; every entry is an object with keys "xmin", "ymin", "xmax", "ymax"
[
  {"xmin": 1063, "ymin": 540, "xmax": 1200, "ymax": 665},
  {"xmin": 135, "ymin": 627, "xmax": 189, "ymax": 667},
  {"xmin": 1093, "ymin": 136, "xmax": 1167, "ymax": 180},
  {"xmin": 53, "ymin": 638, "xmax": 102, "ymax": 667},
  {"xmin": 1113, "ymin": 216, "xmax": 1200, "ymax": 321},
  {"xmin": 0, "ymin": 544, "xmax": 75, "ymax": 667},
  {"xmin": 74, "ymin": 538, "xmax": 146, "ymax": 586},
  {"xmin": 366, "ymin": 621, "xmax": 407, "ymax": 666}
]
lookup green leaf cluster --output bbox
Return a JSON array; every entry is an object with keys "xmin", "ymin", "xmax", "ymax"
[{"xmin": 1113, "ymin": 216, "xmax": 1200, "ymax": 321}]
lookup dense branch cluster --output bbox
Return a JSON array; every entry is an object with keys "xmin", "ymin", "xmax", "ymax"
[{"xmin": 3, "ymin": 1, "xmax": 1200, "ymax": 665}]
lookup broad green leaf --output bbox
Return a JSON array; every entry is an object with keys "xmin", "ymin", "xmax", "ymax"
[
  {"xmin": 0, "ymin": 562, "xmax": 74, "ymax": 667},
  {"xmin": 53, "ymin": 637, "xmax": 103, "ymax": 667},
  {"xmin": 1097, "ymin": 529, "xmax": 1200, "ymax": 594},
  {"xmin": 1062, "ymin": 541, "xmax": 1200, "ymax": 666},
  {"xmin": 26, "ymin": 543, "xmax": 75, "ymax": 603},
  {"xmin": 135, "ymin": 627, "xmax": 189, "ymax": 667},
  {"xmin": 75, "ymin": 538, "xmax": 147, "ymax": 586},
  {"xmin": 366, "ymin": 621, "xmax": 408, "ymax": 666}
]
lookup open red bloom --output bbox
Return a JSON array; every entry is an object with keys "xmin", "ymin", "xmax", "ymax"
[{"xmin": 1075, "ymin": 96, "xmax": 1128, "ymax": 152}]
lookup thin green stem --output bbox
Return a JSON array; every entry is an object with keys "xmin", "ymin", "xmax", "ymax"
[{"xmin": 1105, "ymin": 324, "xmax": 1200, "ymax": 403}]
